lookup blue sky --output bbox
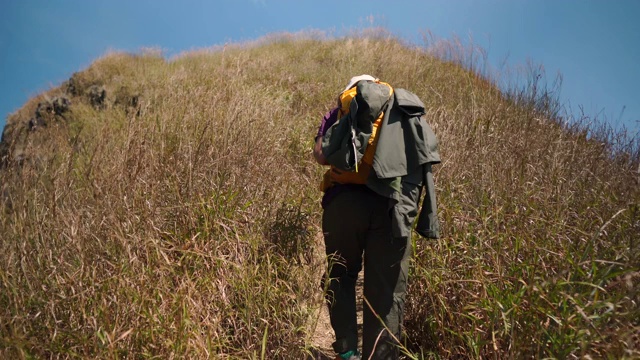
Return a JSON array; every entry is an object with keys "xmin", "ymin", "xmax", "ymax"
[{"xmin": 1, "ymin": 0, "xmax": 639, "ymax": 134}]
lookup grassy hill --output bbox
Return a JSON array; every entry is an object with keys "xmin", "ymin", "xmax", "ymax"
[{"xmin": 1, "ymin": 31, "xmax": 638, "ymax": 359}]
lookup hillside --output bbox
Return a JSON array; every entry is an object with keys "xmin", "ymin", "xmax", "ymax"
[{"xmin": 1, "ymin": 32, "xmax": 639, "ymax": 359}]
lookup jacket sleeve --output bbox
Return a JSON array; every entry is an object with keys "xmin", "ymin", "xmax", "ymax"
[{"xmin": 415, "ymin": 163, "xmax": 440, "ymax": 239}]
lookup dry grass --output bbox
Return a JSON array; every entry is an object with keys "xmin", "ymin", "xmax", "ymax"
[{"xmin": 1, "ymin": 30, "xmax": 638, "ymax": 359}]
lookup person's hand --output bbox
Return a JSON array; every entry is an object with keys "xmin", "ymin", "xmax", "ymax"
[{"xmin": 313, "ymin": 137, "xmax": 328, "ymax": 165}]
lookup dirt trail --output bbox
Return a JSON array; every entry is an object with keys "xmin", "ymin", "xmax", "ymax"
[
  {"xmin": 306, "ymin": 233, "xmax": 364, "ymax": 359},
  {"xmin": 305, "ymin": 233, "xmax": 334, "ymax": 359},
  {"xmin": 308, "ymin": 301, "xmax": 335, "ymax": 359}
]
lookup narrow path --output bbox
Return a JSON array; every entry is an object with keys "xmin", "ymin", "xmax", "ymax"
[{"xmin": 307, "ymin": 232, "xmax": 364, "ymax": 359}]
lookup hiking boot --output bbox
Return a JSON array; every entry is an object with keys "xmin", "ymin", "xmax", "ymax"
[{"xmin": 334, "ymin": 350, "xmax": 361, "ymax": 360}]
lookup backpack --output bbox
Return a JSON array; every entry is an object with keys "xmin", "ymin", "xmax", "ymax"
[{"xmin": 320, "ymin": 80, "xmax": 394, "ymax": 191}]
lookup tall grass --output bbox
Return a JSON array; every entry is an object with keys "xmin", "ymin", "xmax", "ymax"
[{"xmin": 1, "ymin": 31, "xmax": 638, "ymax": 359}]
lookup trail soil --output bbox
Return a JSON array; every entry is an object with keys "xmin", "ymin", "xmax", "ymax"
[{"xmin": 307, "ymin": 233, "xmax": 364, "ymax": 359}]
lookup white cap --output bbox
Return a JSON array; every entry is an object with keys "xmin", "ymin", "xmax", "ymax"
[{"xmin": 342, "ymin": 74, "xmax": 377, "ymax": 93}]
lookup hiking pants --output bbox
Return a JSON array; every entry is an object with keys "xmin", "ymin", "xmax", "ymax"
[{"xmin": 322, "ymin": 186, "xmax": 415, "ymax": 360}]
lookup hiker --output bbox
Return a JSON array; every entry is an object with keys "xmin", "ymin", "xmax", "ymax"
[{"xmin": 314, "ymin": 75, "xmax": 440, "ymax": 360}]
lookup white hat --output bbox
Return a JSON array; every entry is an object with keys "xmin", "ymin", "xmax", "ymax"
[{"xmin": 342, "ymin": 74, "xmax": 377, "ymax": 93}]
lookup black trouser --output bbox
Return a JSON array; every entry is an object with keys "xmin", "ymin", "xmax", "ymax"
[{"xmin": 322, "ymin": 187, "xmax": 413, "ymax": 359}]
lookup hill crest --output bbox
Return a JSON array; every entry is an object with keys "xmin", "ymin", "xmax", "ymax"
[{"xmin": 1, "ymin": 34, "xmax": 638, "ymax": 358}]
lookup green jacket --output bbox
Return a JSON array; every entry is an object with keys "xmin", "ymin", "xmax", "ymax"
[{"xmin": 322, "ymin": 81, "xmax": 441, "ymax": 239}]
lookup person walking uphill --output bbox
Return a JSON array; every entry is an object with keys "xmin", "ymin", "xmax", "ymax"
[{"xmin": 313, "ymin": 75, "xmax": 441, "ymax": 360}]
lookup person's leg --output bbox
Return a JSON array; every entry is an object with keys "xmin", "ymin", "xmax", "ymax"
[
  {"xmin": 322, "ymin": 189, "xmax": 370, "ymax": 355},
  {"xmin": 362, "ymin": 187, "xmax": 418, "ymax": 359},
  {"xmin": 362, "ymin": 233, "xmax": 411, "ymax": 359}
]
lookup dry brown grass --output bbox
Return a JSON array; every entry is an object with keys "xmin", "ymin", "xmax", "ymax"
[{"xmin": 1, "ymin": 30, "xmax": 638, "ymax": 359}]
